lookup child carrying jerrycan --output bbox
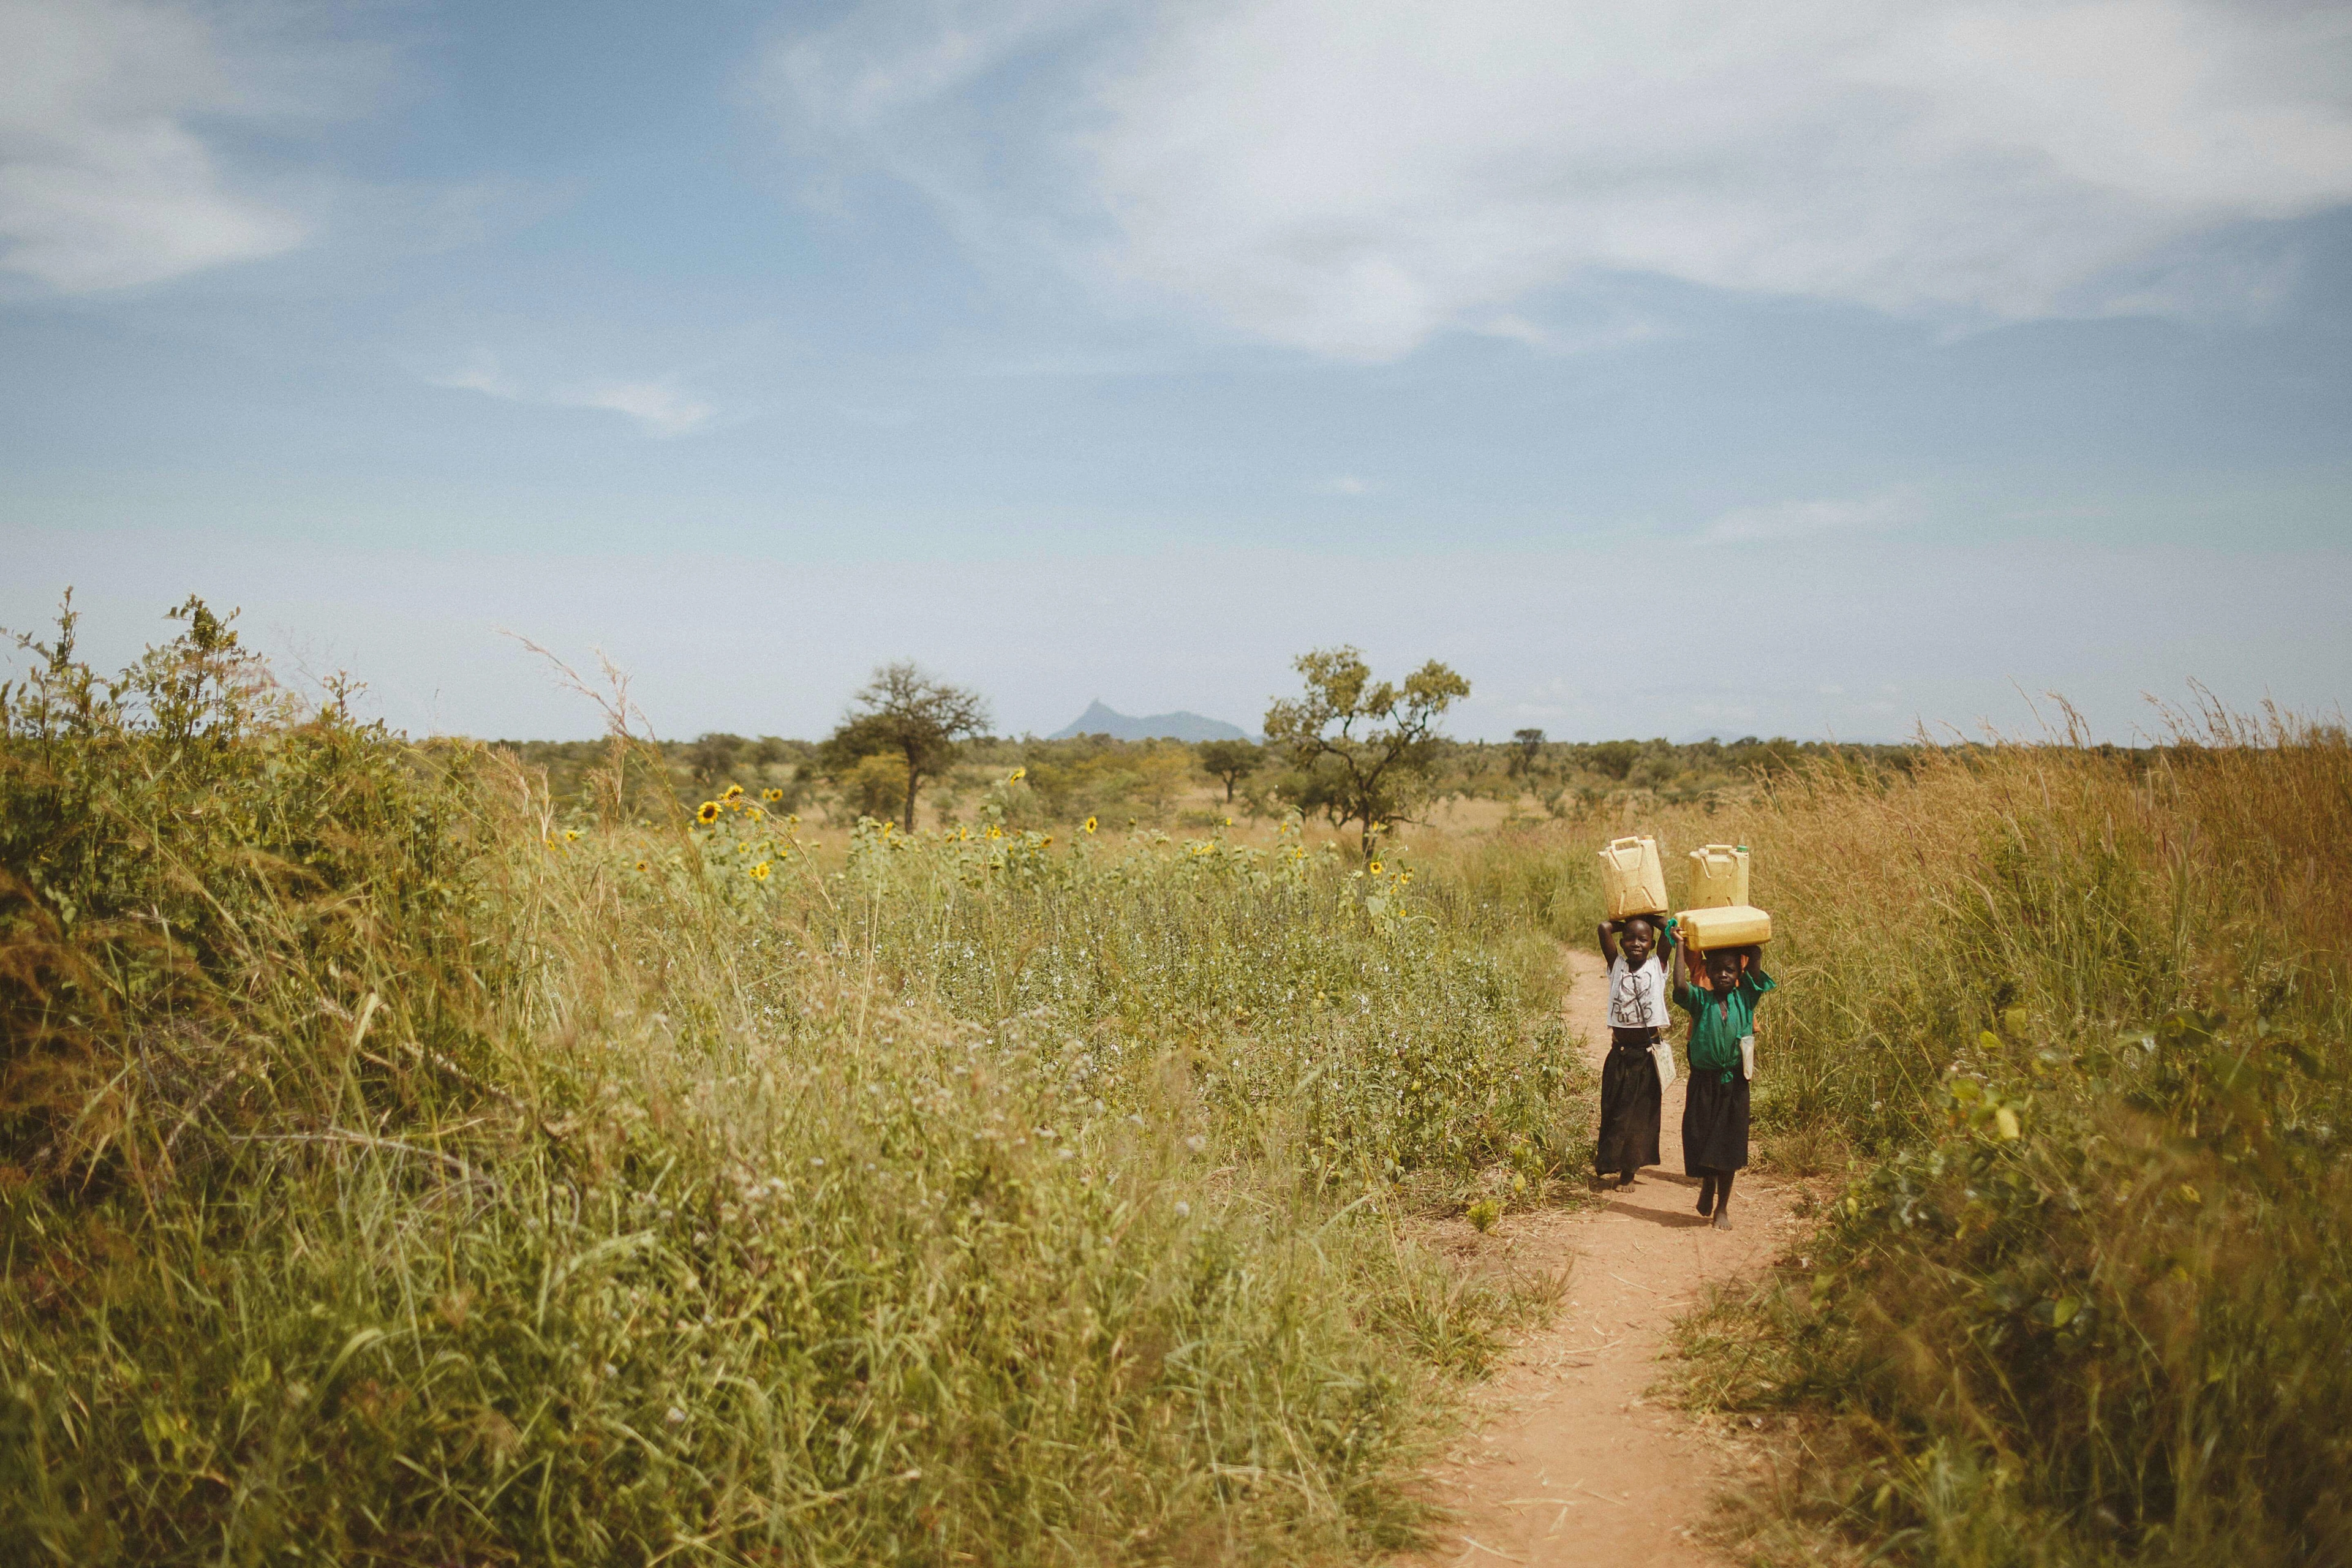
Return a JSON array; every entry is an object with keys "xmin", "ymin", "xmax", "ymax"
[
  {"xmin": 1672, "ymin": 843, "xmax": 1775, "ymax": 1231},
  {"xmin": 1592, "ymin": 836, "xmax": 1677, "ymax": 1189}
]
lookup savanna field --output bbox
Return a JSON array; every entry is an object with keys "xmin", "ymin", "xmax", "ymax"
[{"xmin": 4, "ymin": 607, "xmax": 2347, "ymax": 1567}]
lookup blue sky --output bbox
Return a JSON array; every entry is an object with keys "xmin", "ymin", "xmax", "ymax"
[{"xmin": 4, "ymin": 0, "xmax": 2350, "ymax": 742}]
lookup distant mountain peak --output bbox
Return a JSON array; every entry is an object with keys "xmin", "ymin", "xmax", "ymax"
[{"xmin": 1047, "ymin": 701, "xmax": 1250, "ymax": 743}]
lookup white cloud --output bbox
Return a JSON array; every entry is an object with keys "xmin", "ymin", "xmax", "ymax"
[
  {"xmin": 772, "ymin": 0, "xmax": 2352, "ymax": 360},
  {"xmin": 1704, "ymin": 489, "xmax": 1919, "ymax": 543},
  {"xmin": 566, "ymin": 380, "xmax": 718, "ymax": 439},
  {"xmin": 429, "ymin": 356, "xmax": 718, "ymax": 439},
  {"xmin": 0, "ymin": 0, "xmax": 390, "ymax": 292}
]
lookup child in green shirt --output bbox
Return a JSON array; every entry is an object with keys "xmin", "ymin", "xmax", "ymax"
[{"xmin": 1670, "ymin": 941, "xmax": 1775, "ymax": 1230}]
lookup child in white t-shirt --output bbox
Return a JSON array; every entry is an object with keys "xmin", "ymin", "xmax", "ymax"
[{"xmin": 1593, "ymin": 913, "xmax": 1673, "ymax": 1187}]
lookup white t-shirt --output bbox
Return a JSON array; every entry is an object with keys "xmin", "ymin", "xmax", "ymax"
[{"xmin": 1608, "ymin": 954, "xmax": 1671, "ymax": 1030}]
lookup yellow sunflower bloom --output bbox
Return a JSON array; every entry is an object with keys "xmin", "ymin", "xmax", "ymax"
[
  {"xmin": 696, "ymin": 801, "xmax": 720, "ymax": 824},
  {"xmin": 763, "ymin": 787, "xmax": 783, "ymax": 802},
  {"xmin": 749, "ymin": 861, "xmax": 771, "ymax": 881},
  {"xmin": 1084, "ymin": 816, "xmax": 1097, "ymax": 833},
  {"xmin": 635, "ymin": 859, "xmax": 649, "ymax": 873},
  {"xmin": 723, "ymin": 785, "xmax": 744, "ymax": 800},
  {"xmin": 1008, "ymin": 767, "xmax": 1026, "ymax": 783},
  {"xmin": 1370, "ymin": 861, "xmax": 1384, "ymax": 875},
  {"xmin": 564, "ymin": 829, "xmax": 581, "ymax": 842},
  {"xmin": 747, "ymin": 805, "xmax": 764, "ymax": 821}
]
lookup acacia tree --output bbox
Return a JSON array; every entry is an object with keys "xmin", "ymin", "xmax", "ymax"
[
  {"xmin": 820, "ymin": 662, "xmax": 990, "ymax": 831},
  {"xmin": 1196, "ymin": 739, "xmax": 1261, "ymax": 803},
  {"xmin": 1263, "ymin": 647, "xmax": 1469, "ymax": 857}
]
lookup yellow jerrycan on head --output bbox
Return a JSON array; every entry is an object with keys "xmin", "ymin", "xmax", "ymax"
[
  {"xmin": 1678, "ymin": 843, "xmax": 1771, "ymax": 951},
  {"xmin": 1676, "ymin": 903, "xmax": 1773, "ymax": 952},
  {"xmin": 1687, "ymin": 844, "xmax": 1751, "ymax": 909},
  {"xmin": 1597, "ymin": 835, "xmax": 1670, "ymax": 920}
]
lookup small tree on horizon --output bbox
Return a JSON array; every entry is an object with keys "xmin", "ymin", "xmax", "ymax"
[
  {"xmin": 1263, "ymin": 646, "xmax": 1469, "ymax": 857},
  {"xmin": 820, "ymin": 662, "xmax": 990, "ymax": 831},
  {"xmin": 1509, "ymin": 727, "xmax": 1545, "ymax": 778},
  {"xmin": 1196, "ymin": 739, "xmax": 1261, "ymax": 802}
]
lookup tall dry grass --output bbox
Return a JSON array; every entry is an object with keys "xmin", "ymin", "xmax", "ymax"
[
  {"xmin": 0, "ymin": 606, "xmax": 1580, "ymax": 1566},
  {"xmin": 1614, "ymin": 698, "xmax": 2352, "ymax": 1566}
]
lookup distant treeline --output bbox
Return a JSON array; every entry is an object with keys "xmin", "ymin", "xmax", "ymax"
[{"xmin": 491, "ymin": 729, "xmax": 1939, "ymax": 828}]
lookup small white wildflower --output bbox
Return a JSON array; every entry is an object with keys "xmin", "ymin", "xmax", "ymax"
[
  {"xmin": 1184, "ymin": 1135, "xmax": 1205, "ymax": 1153},
  {"xmin": 810, "ymin": 1157, "xmax": 825, "ymax": 1167},
  {"xmin": 1173, "ymin": 1201, "xmax": 1191, "ymax": 1218},
  {"xmin": 601, "ymin": 1363, "xmax": 618, "ymax": 1377},
  {"xmin": 666, "ymin": 1407, "xmax": 687, "ymax": 1426}
]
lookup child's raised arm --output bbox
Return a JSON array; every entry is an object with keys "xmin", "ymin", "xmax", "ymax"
[{"xmin": 1597, "ymin": 920, "xmax": 1621, "ymax": 965}]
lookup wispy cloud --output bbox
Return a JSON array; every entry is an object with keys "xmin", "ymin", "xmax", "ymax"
[
  {"xmin": 429, "ymin": 357, "xmax": 718, "ymax": 439},
  {"xmin": 1704, "ymin": 489, "xmax": 1919, "ymax": 543},
  {"xmin": 563, "ymin": 380, "xmax": 717, "ymax": 439},
  {"xmin": 0, "ymin": 0, "xmax": 392, "ymax": 293},
  {"xmin": 772, "ymin": 1, "xmax": 2352, "ymax": 361}
]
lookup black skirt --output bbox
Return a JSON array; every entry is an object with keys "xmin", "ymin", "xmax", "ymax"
[
  {"xmin": 1682, "ymin": 1068, "xmax": 1750, "ymax": 1174},
  {"xmin": 1594, "ymin": 1037, "xmax": 1662, "ymax": 1176}
]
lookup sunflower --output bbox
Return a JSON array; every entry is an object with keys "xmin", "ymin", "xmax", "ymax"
[
  {"xmin": 564, "ymin": 829, "xmax": 581, "ymax": 842},
  {"xmin": 763, "ymin": 787, "xmax": 783, "ymax": 802},
  {"xmin": 696, "ymin": 801, "xmax": 720, "ymax": 824},
  {"xmin": 746, "ymin": 805, "xmax": 765, "ymax": 821},
  {"xmin": 1084, "ymin": 816, "xmax": 1098, "ymax": 834},
  {"xmin": 723, "ymin": 785, "xmax": 744, "ymax": 801},
  {"xmin": 1369, "ymin": 861, "xmax": 1384, "ymax": 875},
  {"xmin": 1007, "ymin": 767, "xmax": 1026, "ymax": 783},
  {"xmin": 749, "ymin": 861, "xmax": 772, "ymax": 881},
  {"xmin": 635, "ymin": 859, "xmax": 649, "ymax": 873}
]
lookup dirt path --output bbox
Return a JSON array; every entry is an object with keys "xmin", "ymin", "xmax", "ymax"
[{"xmin": 1403, "ymin": 950, "xmax": 1798, "ymax": 1566}]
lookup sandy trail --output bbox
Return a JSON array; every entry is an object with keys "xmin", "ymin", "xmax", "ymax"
[{"xmin": 1402, "ymin": 949, "xmax": 1796, "ymax": 1567}]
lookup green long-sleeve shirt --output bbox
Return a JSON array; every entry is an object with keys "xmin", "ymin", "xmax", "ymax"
[{"xmin": 1674, "ymin": 967, "xmax": 1776, "ymax": 1085}]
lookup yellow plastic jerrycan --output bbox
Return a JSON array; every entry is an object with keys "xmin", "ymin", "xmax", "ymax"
[
  {"xmin": 1597, "ymin": 835, "xmax": 1669, "ymax": 919},
  {"xmin": 1676, "ymin": 903, "xmax": 1772, "ymax": 952},
  {"xmin": 1687, "ymin": 844, "xmax": 1751, "ymax": 909}
]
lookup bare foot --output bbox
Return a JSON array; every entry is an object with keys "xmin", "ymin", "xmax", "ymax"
[
  {"xmin": 1712, "ymin": 1210, "xmax": 1733, "ymax": 1231},
  {"xmin": 1697, "ymin": 1188, "xmax": 1714, "ymax": 1217}
]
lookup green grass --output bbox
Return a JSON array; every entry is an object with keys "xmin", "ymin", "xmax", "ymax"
[{"xmin": 0, "ymin": 605, "xmax": 1583, "ymax": 1566}]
